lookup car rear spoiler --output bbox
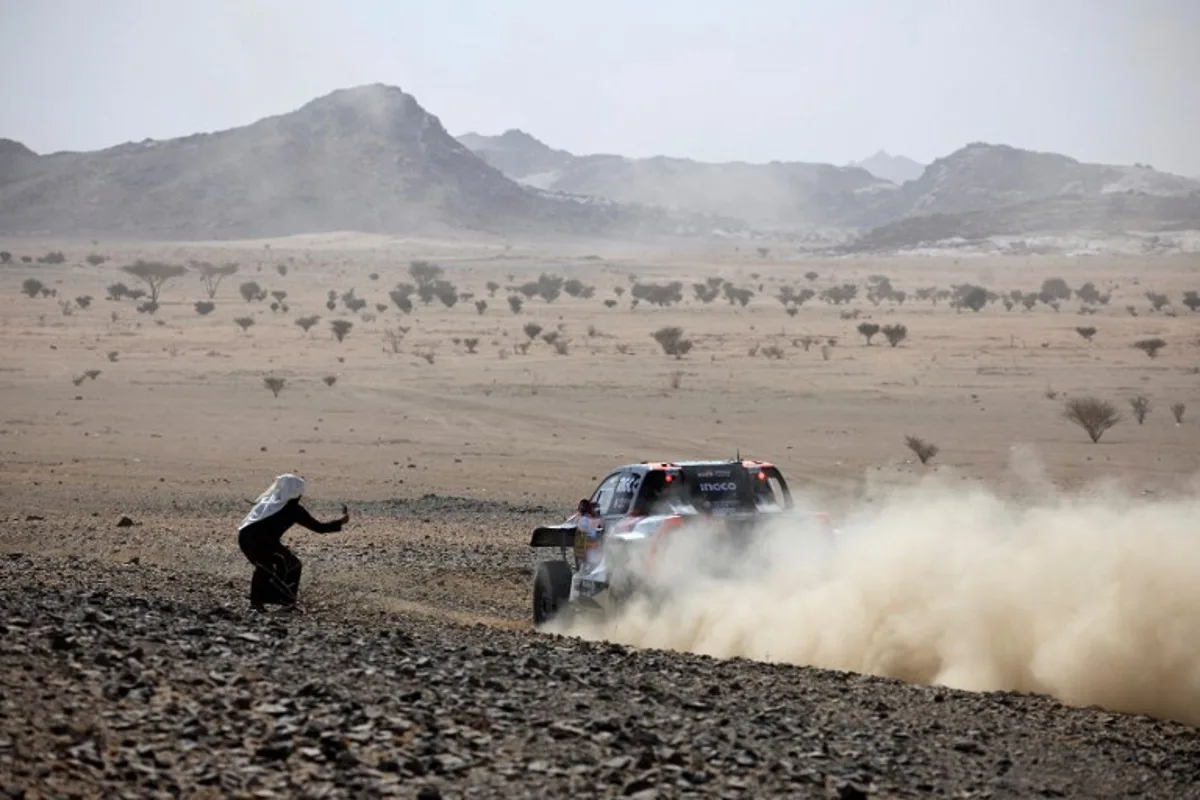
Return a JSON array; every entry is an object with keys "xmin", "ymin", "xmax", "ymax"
[{"xmin": 530, "ymin": 523, "xmax": 576, "ymax": 548}]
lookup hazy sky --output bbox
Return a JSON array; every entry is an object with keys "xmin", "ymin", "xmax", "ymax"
[{"xmin": 3, "ymin": 0, "xmax": 1198, "ymax": 175}]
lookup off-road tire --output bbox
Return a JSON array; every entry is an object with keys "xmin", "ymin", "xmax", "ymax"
[{"xmin": 532, "ymin": 560, "xmax": 573, "ymax": 628}]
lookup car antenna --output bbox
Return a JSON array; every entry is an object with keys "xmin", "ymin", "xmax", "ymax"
[{"xmin": 735, "ymin": 447, "xmax": 741, "ymax": 461}]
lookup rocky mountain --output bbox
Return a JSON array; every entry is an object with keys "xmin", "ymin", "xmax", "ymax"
[
  {"xmin": 457, "ymin": 130, "xmax": 896, "ymax": 231},
  {"xmin": 0, "ymin": 86, "xmax": 736, "ymax": 240},
  {"xmin": 850, "ymin": 150, "xmax": 925, "ymax": 185}
]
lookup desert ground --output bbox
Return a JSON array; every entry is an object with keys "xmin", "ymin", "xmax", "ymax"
[{"xmin": 2, "ymin": 233, "xmax": 1200, "ymax": 798}]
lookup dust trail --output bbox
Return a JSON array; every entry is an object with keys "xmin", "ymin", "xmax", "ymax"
[{"xmin": 556, "ymin": 466, "xmax": 1200, "ymax": 725}]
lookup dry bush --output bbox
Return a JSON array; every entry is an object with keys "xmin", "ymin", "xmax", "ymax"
[
  {"xmin": 513, "ymin": 342, "xmax": 530, "ymax": 355},
  {"xmin": 417, "ymin": 349, "xmax": 436, "ymax": 365},
  {"xmin": 881, "ymin": 324, "xmax": 908, "ymax": 347},
  {"xmin": 551, "ymin": 338, "xmax": 570, "ymax": 356},
  {"xmin": 58, "ymin": 299, "xmax": 74, "ymax": 316},
  {"xmin": 263, "ymin": 376, "xmax": 286, "ymax": 398},
  {"xmin": 794, "ymin": 335, "xmax": 817, "ymax": 351},
  {"xmin": 1133, "ymin": 338, "xmax": 1166, "ymax": 359},
  {"xmin": 106, "ymin": 351, "xmax": 119, "ymax": 363},
  {"xmin": 194, "ymin": 301, "xmax": 215, "ymax": 316},
  {"xmin": 295, "ymin": 315, "xmax": 320, "ymax": 335},
  {"xmin": 541, "ymin": 330, "xmax": 560, "ymax": 346},
  {"xmin": 1145, "ymin": 291, "xmax": 1170, "ymax": 312},
  {"xmin": 652, "ymin": 326, "xmax": 693, "ymax": 359},
  {"xmin": 122, "ymin": 261, "xmax": 186, "ymax": 304},
  {"xmin": 75, "ymin": 295, "xmax": 92, "ymax": 309},
  {"xmin": 508, "ymin": 295, "xmax": 524, "ymax": 314},
  {"xmin": 1075, "ymin": 326, "xmax": 1097, "ymax": 342},
  {"xmin": 240, "ymin": 281, "xmax": 267, "ymax": 303},
  {"xmin": 1182, "ymin": 291, "xmax": 1200, "ymax": 312},
  {"xmin": 382, "ymin": 327, "xmax": 406, "ymax": 353},
  {"xmin": 475, "ymin": 299, "xmax": 487, "ymax": 315},
  {"xmin": 86, "ymin": 253, "xmax": 107, "ymax": 266},
  {"xmin": 523, "ymin": 323, "xmax": 543, "ymax": 341},
  {"xmin": 1129, "ymin": 395, "xmax": 1151, "ymax": 424},
  {"xmin": 761, "ymin": 344, "xmax": 785, "ymax": 360},
  {"xmin": 464, "ymin": 337, "xmax": 480, "ymax": 354},
  {"xmin": 1063, "ymin": 397, "xmax": 1121, "ymax": 443},
  {"xmin": 904, "ymin": 435, "xmax": 939, "ymax": 465},
  {"xmin": 322, "ymin": 375, "xmax": 337, "ymax": 387},
  {"xmin": 21, "ymin": 278, "xmax": 45, "ymax": 298},
  {"xmin": 616, "ymin": 343, "xmax": 632, "ymax": 355},
  {"xmin": 1171, "ymin": 403, "xmax": 1186, "ymax": 424},
  {"xmin": 667, "ymin": 370, "xmax": 684, "ymax": 390},
  {"xmin": 330, "ymin": 319, "xmax": 353, "ymax": 343},
  {"xmin": 234, "ymin": 316, "xmax": 255, "ymax": 334}
]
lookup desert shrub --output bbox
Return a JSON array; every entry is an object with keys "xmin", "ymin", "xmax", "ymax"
[
  {"xmin": 821, "ymin": 284, "xmax": 858, "ymax": 305},
  {"xmin": 331, "ymin": 319, "xmax": 353, "ymax": 343},
  {"xmin": 905, "ymin": 435, "xmax": 939, "ymax": 465},
  {"xmin": 409, "ymin": 260, "xmax": 443, "ymax": 284},
  {"xmin": 103, "ymin": 282, "xmax": 128, "ymax": 301},
  {"xmin": 508, "ymin": 295, "xmax": 523, "ymax": 314},
  {"xmin": 382, "ymin": 327, "xmax": 407, "ymax": 353},
  {"xmin": 194, "ymin": 301, "xmax": 216, "ymax": 316},
  {"xmin": 369, "ymin": 272, "xmax": 380, "ymax": 281},
  {"xmin": 1075, "ymin": 326, "xmax": 1097, "ymax": 342},
  {"xmin": 390, "ymin": 284, "xmax": 415, "ymax": 314},
  {"xmin": 486, "ymin": 281, "xmax": 500, "ymax": 297},
  {"xmin": 276, "ymin": 264, "xmax": 288, "ymax": 277},
  {"xmin": 58, "ymin": 299, "xmax": 74, "ymax": 316},
  {"xmin": 263, "ymin": 376, "xmax": 286, "ymax": 398},
  {"xmin": 71, "ymin": 369, "xmax": 102, "ymax": 386},
  {"xmin": 1172, "ymin": 403, "xmax": 1186, "ymax": 424},
  {"xmin": 1129, "ymin": 395, "xmax": 1151, "ymax": 424},
  {"xmin": 632, "ymin": 281, "xmax": 685, "ymax": 307},
  {"xmin": 0, "ymin": 252, "xmax": 10, "ymax": 263},
  {"xmin": 106, "ymin": 351, "xmax": 119, "ymax": 362},
  {"xmin": 21, "ymin": 278, "xmax": 45, "ymax": 298},
  {"xmin": 1076, "ymin": 282, "xmax": 1110, "ymax": 305},
  {"xmin": 778, "ymin": 286, "xmax": 815, "ymax": 307},
  {"xmin": 1181, "ymin": 291, "xmax": 1200, "ymax": 312},
  {"xmin": 722, "ymin": 283, "xmax": 754, "ymax": 307},
  {"xmin": 1133, "ymin": 338, "xmax": 1166, "ymax": 359},
  {"xmin": 804, "ymin": 271, "xmax": 818, "ymax": 281},
  {"xmin": 85, "ymin": 253, "xmax": 107, "ymax": 266},
  {"xmin": 341, "ymin": 289, "xmax": 368, "ymax": 312},
  {"xmin": 20, "ymin": 256, "xmax": 31, "ymax": 263},
  {"xmin": 270, "ymin": 290, "xmax": 287, "ymax": 304},
  {"xmin": 475, "ymin": 299, "xmax": 487, "ymax": 315},
  {"xmin": 761, "ymin": 344, "xmax": 785, "ymax": 360},
  {"xmin": 564, "ymin": 278, "xmax": 593, "ymax": 298},
  {"xmin": 551, "ymin": 338, "xmax": 570, "ymax": 356},
  {"xmin": 417, "ymin": 349, "xmax": 436, "ymax": 365},
  {"xmin": 541, "ymin": 330, "xmax": 560, "ymax": 346},
  {"xmin": 856, "ymin": 322, "xmax": 880, "ymax": 345},
  {"xmin": 432, "ymin": 281, "xmax": 459, "ymax": 307},
  {"xmin": 693, "ymin": 282, "xmax": 720, "ymax": 303},
  {"xmin": 323, "ymin": 375, "xmax": 337, "ymax": 387},
  {"xmin": 1039, "ymin": 277, "xmax": 1072, "ymax": 302},
  {"xmin": 122, "ymin": 260, "xmax": 186, "ymax": 303},
  {"xmin": 234, "ymin": 316, "xmax": 255, "ymax": 334},
  {"xmin": 652, "ymin": 326, "xmax": 693, "ymax": 359},
  {"xmin": 951, "ymin": 284, "xmax": 989, "ymax": 312},
  {"xmin": 523, "ymin": 323, "xmax": 543, "ymax": 341},
  {"xmin": 882, "ymin": 324, "xmax": 908, "ymax": 347},
  {"xmin": 136, "ymin": 301, "xmax": 159, "ymax": 315},
  {"xmin": 295, "ymin": 315, "xmax": 320, "ymax": 335},
  {"xmin": 37, "ymin": 250, "xmax": 66, "ymax": 265},
  {"xmin": 463, "ymin": 337, "xmax": 480, "ymax": 354},
  {"xmin": 240, "ymin": 281, "xmax": 267, "ymax": 303},
  {"xmin": 1063, "ymin": 397, "xmax": 1121, "ymax": 443},
  {"xmin": 1145, "ymin": 291, "xmax": 1170, "ymax": 312},
  {"xmin": 603, "ymin": 299, "xmax": 618, "ymax": 309}
]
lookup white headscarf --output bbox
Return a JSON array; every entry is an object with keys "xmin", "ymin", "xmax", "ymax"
[{"xmin": 239, "ymin": 473, "xmax": 306, "ymax": 530}]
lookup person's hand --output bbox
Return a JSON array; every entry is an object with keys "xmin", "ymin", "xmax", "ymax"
[{"xmin": 339, "ymin": 504, "xmax": 350, "ymax": 524}]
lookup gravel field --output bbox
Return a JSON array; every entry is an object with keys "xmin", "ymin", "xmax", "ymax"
[{"xmin": 4, "ymin": 550, "xmax": 1200, "ymax": 800}]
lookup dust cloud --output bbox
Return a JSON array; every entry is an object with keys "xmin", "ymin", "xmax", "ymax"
[{"xmin": 556, "ymin": 462, "xmax": 1200, "ymax": 725}]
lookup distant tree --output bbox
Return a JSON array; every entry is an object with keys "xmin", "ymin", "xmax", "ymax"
[
  {"xmin": 1129, "ymin": 395, "xmax": 1151, "ymax": 424},
  {"xmin": 1171, "ymin": 403, "xmax": 1186, "ymax": 424},
  {"xmin": 486, "ymin": 281, "xmax": 500, "ymax": 297},
  {"xmin": 234, "ymin": 316, "xmax": 255, "ymax": 334},
  {"xmin": 475, "ymin": 299, "xmax": 487, "ymax": 315},
  {"xmin": 409, "ymin": 260, "xmax": 443, "ymax": 284},
  {"xmin": 1040, "ymin": 278, "xmax": 1072, "ymax": 301},
  {"xmin": 295, "ymin": 315, "xmax": 320, "ymax": 335},
  {"xmin": 75, "ymin": 295, "xmax": 93, "ymax": 309},
  {"xmin": 270, "ymin": 290, "xmax": 288, "ymax": 305},
  {"xmin": 106, "ymin": 282, "xmax": 130, "ymax": 301},
  {"xmin": 37, "ymin": 250, "xmax": 66, "ymax": 265},
  {"xmin": 240, "ymin": 281, "xmax": 268, "ymax": 303},
  {"xmin": 1182, "ymin": 291, "xmax": 1200, "ymax": 312},
  {"xmin": 856, "ymin": 322, "xmax": 880, "ymax": 345},
  {"xmin": 523, "ymin": 323, "xmax": 543, "ymax": 341},
  {"xmin": 1145, "ymin": 291, "xmax": 1170, "ymax": 312},
  {"xmin": 0, "ymin": 252, "xmax": 10, "ymax": 264},
  {"xmin": 263, "ymin": 376, "xmax": 286, "ymax": 398},
  {"xmin": 1133, "ymin": 338, "xmax": 1166, "ymax": 359},
  {"xmin": 882, "ymin": 324, "xmax": 908, "ymax": 347},
  {"xmin": 464, "ymin": 337, "xmax": 480, "ymax": 354},
  {"xmin": 904, "ymin": 435, "xmax": 939, "ymax": 465},
  {"xmin": 191, "ymin": 261, "xmax": 239, "ymax": 298},
  {"xmin": 652, "ymin": 326, "xmax": 693, "ymax": 359},
  {"xmin": 508, "ymin": 295, "xmax": 524, "ymax": 314},
  {"xmin": 1075, "ymin": 326, "xmax": 1097, "ymax": 342},
  {"xmin": 85, "ymin": 253, "xmax": 107, "ymax": 266},
  {"xmin": 194, "ymin": 301, "xmax": 216, "ymax": 316},
  {"xmin": 1063, "ymin": 397, "xmax": 1121, "ymax": 443},
  {"xmin": 331, "ymin": 319, "xmax": 353, "ymax": 343},
  {"xmin": 20, "ymin": 278, "xmax": 45, "ymax": 298},
  {"xmin": 121, "ymin": 260, "xmax": 186, "ymax": 304}
]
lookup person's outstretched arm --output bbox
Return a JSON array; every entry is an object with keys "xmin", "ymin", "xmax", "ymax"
[{"xmin": 294, "ymin": 503, "xmax": 350, "ymax": 534}]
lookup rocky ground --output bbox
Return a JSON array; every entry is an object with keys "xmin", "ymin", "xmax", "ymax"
[{"xmin": 4, "ymin": 550, "xmax": 1200, "ymax": 799}]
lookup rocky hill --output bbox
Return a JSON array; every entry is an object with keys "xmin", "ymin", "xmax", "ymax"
[
  {"xmin": 850, "ymin": 150, "xmax": 925, "ymax": 185},
  {"xmin": 458, "ymin": 130, "xmax": 896, "ymax": 231},
  {"xmin": 0, "ymin": 86, "xmax": 735, "ymax": 240}
]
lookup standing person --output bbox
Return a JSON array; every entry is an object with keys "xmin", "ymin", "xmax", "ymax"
[{"xmin": 237, "ymin": 473, "xmax": 349, "ymax": 612}]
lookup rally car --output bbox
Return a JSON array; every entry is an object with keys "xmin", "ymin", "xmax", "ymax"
[{"xmin": 529, "ymin": 458, "xmax": 835, "ymax": 627}]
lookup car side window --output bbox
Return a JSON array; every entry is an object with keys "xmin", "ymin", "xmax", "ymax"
[{"xmin": 590, "ymin": 473, "xmax": 622, "ymax": 516}]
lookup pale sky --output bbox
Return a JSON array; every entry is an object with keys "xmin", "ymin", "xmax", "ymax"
[{"xmin": 2, "ymin": 0, "xmax": 1198, "ymax": 175}]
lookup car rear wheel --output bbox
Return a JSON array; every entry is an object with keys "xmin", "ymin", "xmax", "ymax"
[{"xmin": 532, "ymin": 560, "xmax": 573, "ymax": 628}]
